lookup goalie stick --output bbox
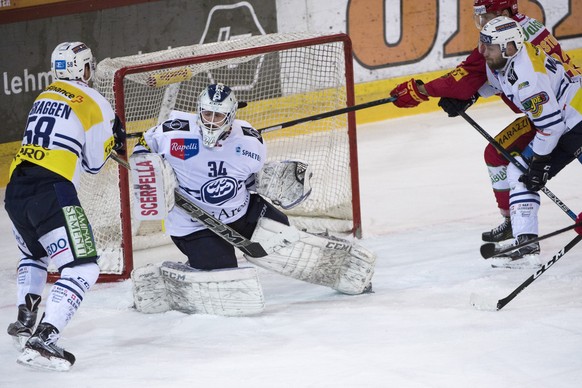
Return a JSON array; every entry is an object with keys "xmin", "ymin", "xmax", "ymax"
[
  {"xmin": 480, "ymin": 222, "xmax": 582, "ymax": 259},
  {"xmin": 459, "ymin": 111, "xmax": 577, "ymax": 221},
  {"xmin": 110, "ymin": 153, "xmax": 268, "ymax": 258},
  {"xmin": 471, "ymin": 234, "xmax": 582, "ymax": 311},
  {"xmin": 126, "ymin": 96, "xmax": 397, "ymax": 139}
]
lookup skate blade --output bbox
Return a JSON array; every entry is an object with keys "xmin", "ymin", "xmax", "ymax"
[
  {"xmin": 490, "ymin": 254, "xmax": 541, "ymax": 269},
  {"xmin": 17, "ymin": 348, "xmax": 72, "ymax": 372}
]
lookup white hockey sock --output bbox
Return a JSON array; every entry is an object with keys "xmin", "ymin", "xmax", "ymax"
[
  {"xmin": 16, "ymin": 257, "xmax": 48, "ymax": 306},
  {"xmin": 42, "ymin": 262, "xmax": 99, "ymax": 332}
]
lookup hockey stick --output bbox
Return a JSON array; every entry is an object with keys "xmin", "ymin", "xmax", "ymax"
[
  {"xmin": 257, "ymin": 96, "xmax": 397, "ymax": 134},
  {"xmin": 480, "ymin": 222, "xmax": 582, "ymax": 259},
  {"xmin": 459, "ymin": 111, "xmax": 577, "ymax": 221},
  {"xmin": 471, "ymin": 234, "xmax": 582, "ymax": 311},
  {"xmin": 109, "ymin": 153, "xmax": 268, "ymax": 257},
  {"xmin": 126, "ymin": 96, "xmax": 397, "ymax": 139}
]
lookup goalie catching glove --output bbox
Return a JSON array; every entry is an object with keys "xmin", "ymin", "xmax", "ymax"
[{"xmin": 256, "ymin": 160, "xmax": 313, "ymax": 209}]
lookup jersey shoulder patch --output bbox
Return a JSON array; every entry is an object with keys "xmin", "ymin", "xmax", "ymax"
[
  {"xmin": 241, "ymin": 126, "xmax": 263, "ymax": 144},
  {"xmin": 162, "ymin": 118, "xmax": 190, "ymax": 133}
]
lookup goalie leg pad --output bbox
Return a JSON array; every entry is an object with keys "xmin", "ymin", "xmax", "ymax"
[
  {"xmin": 131, "ymin": 263, "xmax": 172, "ymax": 314},
  {"xmin": 161, "ymin": 262, "xmax": 265, "ymax": 316},
  {"xmin": 247, "ymin": 218, "xmax": 376, "ymax": 295}
]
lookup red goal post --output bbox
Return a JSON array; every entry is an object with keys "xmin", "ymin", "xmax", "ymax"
[{"xmin": 71, "ymin": 32, "xmax": 361, "ymax": 282}]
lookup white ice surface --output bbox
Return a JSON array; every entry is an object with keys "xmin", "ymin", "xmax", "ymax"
[{"xmin": 1, "ymin": 101, "xmax": 582, "ymax": 387}]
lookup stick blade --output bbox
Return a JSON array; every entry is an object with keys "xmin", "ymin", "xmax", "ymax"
[
  {"xmin": 480, "ymin": 243, "xmax": 498, "ymax": 259},
  {"xmin": 470, "ymin": 292, "xmax": 499, "ymax": 311}
]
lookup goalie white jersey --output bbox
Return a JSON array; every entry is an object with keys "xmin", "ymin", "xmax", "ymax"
[{"xmin": 134, "ymin": 110, "xmax": 266, "ymax": 237}]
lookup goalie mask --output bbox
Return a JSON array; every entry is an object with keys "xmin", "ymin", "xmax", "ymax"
[
  {"xmin": 197, "ymin": 83, "xmax": 238, "ymax": 148},
  {"xmin": 473, "ymin": 0, "xmax": 518, "ymax": 28},
  {"xmin": 479, "ymin": 16, "xmax": 524, "ymax": 61},
  {"xmin": 51, "ymin": 42, "xmax": 95, "ymax": 83}
]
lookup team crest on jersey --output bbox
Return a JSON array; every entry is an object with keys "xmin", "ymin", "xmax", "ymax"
[
  {"xmin": 521, "ymin": 92, "xmax": 549, "ymax": 118},
  {"xmin": 507, "ymin": 65, "xmax": 518, "ymax": 85},
  {"xmin": 170, "ymin": 138, "xmax": 199, "ymax": 160},
  {"xmin": 200, "ymin": 176, "xmax": 238, "ymax": 205}
]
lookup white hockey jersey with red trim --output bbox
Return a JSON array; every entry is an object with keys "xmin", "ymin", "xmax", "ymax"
[{"xmin": 485, "ymin": 41, "xmax": 582, "ymax": 156}]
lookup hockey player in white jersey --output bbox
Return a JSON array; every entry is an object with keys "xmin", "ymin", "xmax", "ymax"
[
  {"xmin": 478, "ymin": 17, "xmax": 582, "ymax": 268},
  {"xmin": 130, "ymin": 83, "xmax": 375, "ymax": 316},
  {"xmin": 4, "ymin": 42, "xmax": 125, "ymax": 371}
]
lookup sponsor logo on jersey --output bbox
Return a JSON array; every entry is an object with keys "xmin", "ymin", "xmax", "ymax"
[
  {"xmin": 170, "ymin": 138, "xmax": 199, "ymax": 160},
  {"xmin": 240, "ymin": 149, "xmax": 261, "ymax": 161},
  {"xmin": 518, "ymin": 81, "xmax": 530, "ymax": 90},
  {"xmin": 200, "ymin": 176, "xmax": 238, "ymax": 205},
  {"xmin": 521, "ymin": 92, "xmax": 549, "ymax": 118}
]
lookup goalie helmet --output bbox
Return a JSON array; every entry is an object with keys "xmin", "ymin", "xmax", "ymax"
[
  {"xmin": 51, "ymin": 42, "xmax": 95, "ymax": 83},
  {"xmin": 197, "ymin": 83, "xmax": 238, "ymax": 148},
  {"xmin": 473, "ymin": 0, "xmax": 518, "ymax": 28},
  {"xmin": 480, "ymin": 16, "xmax": 524, "ymax": 60}
]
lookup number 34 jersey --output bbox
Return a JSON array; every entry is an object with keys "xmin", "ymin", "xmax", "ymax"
[
  {"xmin": 135, "ymin": 110, "xmax": 266, "ymax": 237},
  {"xmin": 9, "ymin": 79, "xmax": 117, "ymax": 188}
]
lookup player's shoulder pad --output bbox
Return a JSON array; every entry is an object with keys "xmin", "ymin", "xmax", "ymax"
[{"xmin": 237, "ymin": 119, "xmax": 263, "ymax": 144}]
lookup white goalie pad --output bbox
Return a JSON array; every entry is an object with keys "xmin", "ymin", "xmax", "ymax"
[
  {"xmin": 129, "ymin": 153, "xmax": 176, "ymax": 221},
  {"xmin": 246, "ymin": 218, "xmax": 376, "ymax": 295},
  {"xmin": 131, "ymin": 263, "xmax": 171, "ymax": 314},
  {"xmin": 257, "ymin": 160, "xmax": 313, "ymax": 209},
  {"xmin": 132, "ymin": 262, "xmax": 265, "ymax": 316},
  {"xmin": 161, "ymin": 262, "xmax": 265, "ymax": 316}
]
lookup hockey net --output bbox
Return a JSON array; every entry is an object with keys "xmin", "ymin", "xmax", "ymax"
[{"xmin": 70, "ymin": 32, "xmax": 361, "ymax": 281}]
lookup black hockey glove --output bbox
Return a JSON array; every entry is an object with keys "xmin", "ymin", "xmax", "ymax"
[
  {"xmin": 519, "ymin": 154, "xmax": 551, "ymax": 191},
  {"xmin": 112, "ymin": 115, "xmax": 126, "ymax": 155},
  {"xmin": 438, "ymin": 94, "xmax": 479, "ymax": 117}
]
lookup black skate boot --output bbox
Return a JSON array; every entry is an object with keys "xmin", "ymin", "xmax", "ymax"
[
  {"xmin": 17, "ymin": 322, "xmax": 76, "ymax": 372},
  {"xmin": 7, "ymin": 293, "xmax": 41, "ymax": 351},
  {"xmin": 490, "ymin": 234, "xmax": 541, "ymax": 269},
  {"xmin": 482, "ymin": 217, "xmax": 513, "ymax": 242}
]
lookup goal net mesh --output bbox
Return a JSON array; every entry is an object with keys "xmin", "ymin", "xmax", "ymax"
[{"xmin": 73, "ymin": 32, "xmax": 360, "ymax": 279}]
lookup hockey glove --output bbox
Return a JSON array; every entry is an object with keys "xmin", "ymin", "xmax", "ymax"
[
  {"xmin": 519, "ymin": 154, "xmax": 551, "ymax": 192},
  {"xmin": 390, "ymin": 79, "xmax": 429, "ymax": 108},
  {"xmin": 438, "ymin": 94, "xmax": 479, "ymax": 117},
  {"xmin": 576, "ymin": 213, "xmax": 582, "ymax": 235},
  {"xmin": 112, "ymin": 115, "xmax": 127, "ymax": 155}
]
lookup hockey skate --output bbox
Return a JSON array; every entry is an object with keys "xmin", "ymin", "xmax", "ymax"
[
  {"xmin": 489, "ymin": 234, "xmax": 541, "ymax": 269},
  {"xmin": 7, "ymin": 293, "xmax": 41, "ymax": 351},
  {"xmin": 482, "ymin": 217, "xmax": 513, "ymax": 242},
  {"xmin": 17, "ymin": 322, "xmax": 75, "ymax": 372}
]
